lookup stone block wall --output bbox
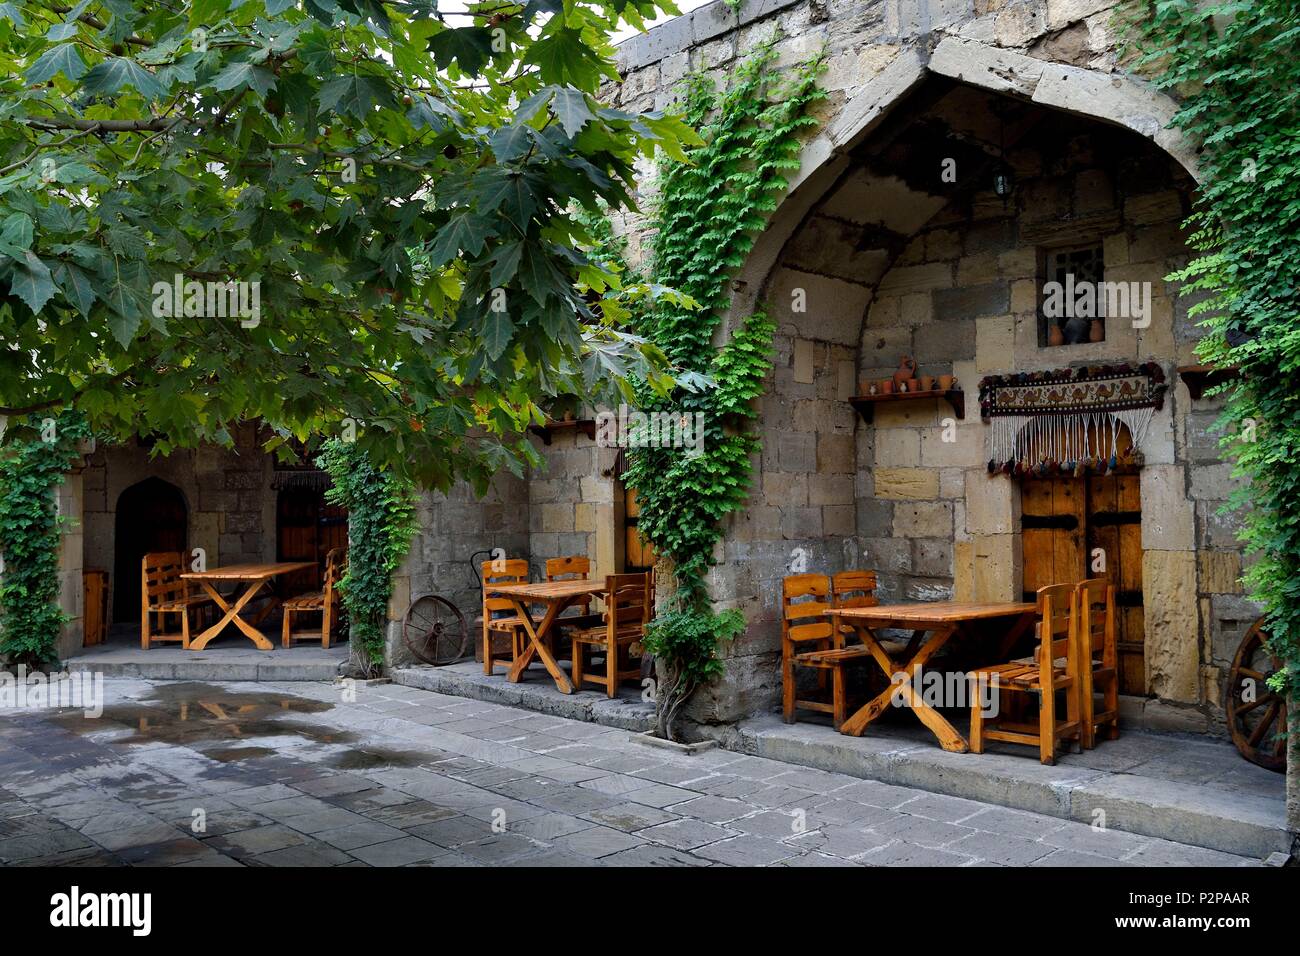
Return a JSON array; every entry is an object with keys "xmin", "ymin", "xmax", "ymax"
[{"xmin": 80, "ymin": 425, "xmax": 276, "ymax": 626}]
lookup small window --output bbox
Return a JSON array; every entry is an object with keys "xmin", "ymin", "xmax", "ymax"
[{"xmin": 1039, "ymin": 243, "xmax": 1105, "ymax": 346}]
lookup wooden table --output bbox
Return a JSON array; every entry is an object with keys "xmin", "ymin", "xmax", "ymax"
[
  {"xmin": 487, "ymin": 579, "xmax": 605, "ymax": 694},
  {"xmin": 181, "ymin": 562, "xmax": 316, "ymax": 651},
  {"xmin": 830, "ymin": 601, "xmax": 1036, "ymax": 751}
]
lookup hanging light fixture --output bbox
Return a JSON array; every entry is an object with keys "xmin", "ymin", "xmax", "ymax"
[{"xmin": 991, "ymin": 102, "xmax": 1014, "ymax": 203}]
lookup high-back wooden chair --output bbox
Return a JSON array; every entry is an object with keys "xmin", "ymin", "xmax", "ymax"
[
  {"xmin": 570, "ymin": 572, "xmax": 652, "ymax": 697},
  {"xmin": 282, "ymin": 547, "xmax": 346, "ymax": 648},
  {"xmin": 141, "ymin": 552, "xmax": 213, "ymax": 650},
  {"xmin": 781, "ymin": 573, "xmax": 843, "ymax": 726},
  {"xmin": 546, "ymin": 555, "xmax": 593, "ymax": 613},
  {"xmin": 482, "ymin": 558, "xmax": 530, "ymax": 675},
  {"xmin": 969, "ymin": 583, "xmax": 1082, "ymax": 765},
  {"xmin": 831, "ymin": 570, "xmax": 878, "ymax": 642},
  {"xmin": 1076, "ymin": 578, "xmax": 1119, "ymax": 748}
]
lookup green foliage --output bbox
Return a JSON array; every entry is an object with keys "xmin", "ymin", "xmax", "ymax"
[
  {"xmin": 317, "ymin": 438, "xmax": 417, "ymax": 677},
  {"xmin": 1126, "ymin": 1, "xmax": 1300, "ymax": 700},
  {"xmin": 0, "ymin": 410, "xmax": 92, "ymax": 669},
  {"xmin": 620, "ymin": 42, "xmax": 825, "ymax": 735},
  {"xmin": 0, "ymin": 0, "xmax": 699, "ymax": 489}
]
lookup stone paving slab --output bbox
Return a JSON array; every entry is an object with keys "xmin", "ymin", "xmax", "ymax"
[{"xmin": 0, "ymin": 678, "xmax": 1273, "ymax": 867}]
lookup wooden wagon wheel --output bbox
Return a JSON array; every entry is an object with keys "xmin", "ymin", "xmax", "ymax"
[
  {"xmin": 402, "ymin": 594, "xmax": 468, "ymax": 666},
  {"xmin": 1224, "ymin": 618, "xmax": 1288, "ymax": 772}
]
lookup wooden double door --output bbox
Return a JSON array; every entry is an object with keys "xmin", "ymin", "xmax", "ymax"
[
  {"xmin": 276, "ymin": 489, "xmax": 348, "ymax": 595},
  {"xmin": 1021, "ymin": 474, "xmax": 1147, "ymax": 695}
]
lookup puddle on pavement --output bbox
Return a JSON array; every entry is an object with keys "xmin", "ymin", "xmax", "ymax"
[{"xmin": 53, "ymin": 682, "xmax": 427, "ymax": 770}]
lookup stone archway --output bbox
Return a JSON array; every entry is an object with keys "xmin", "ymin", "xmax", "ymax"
[
  {"xmin": 112, "ymin": 477, "xmax": 189, "ymax": 623},
  {"xmin": 690, "ymin": 45, "xmax": 1209, "ymax": 724}
]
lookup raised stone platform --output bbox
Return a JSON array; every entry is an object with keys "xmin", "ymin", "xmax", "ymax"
[
  {"xmin": 393, "ymin": 662, "xmax": 1292, "ymax": 860},
  {"xmin": 393, "ymin": 662, "xmax": 656, "ymax": 733},
  {"xmin": 66, "ymin": 636, "xmax": 349, "ymax": 682}
]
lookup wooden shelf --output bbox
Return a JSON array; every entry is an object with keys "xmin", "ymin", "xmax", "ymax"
[
  {"xmin": 528, "ymin": 418, "xmax": 596, "ymax": 445},
  {"xmin": 1177, "ymin": 364, "xmax": 1240, "ymax": 401},
  {"xmin": 848, "ymin": 389, "xmax": 965, "ymax": 423}
]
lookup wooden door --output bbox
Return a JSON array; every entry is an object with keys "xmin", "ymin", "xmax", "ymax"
[
  {"xmin": 113, "ymin": 478, "xmax": 187, "ymax": 623},
  {"xmin": 276, "ymin": 488, "xmax": 348, "ymax": 594},
  {"xmin": 622, "ymin": 486, "xmax": 655, "ymax": 574},
  {"xmin": 1021, "ymin": 474, "xmax": 1146, "ymax": 695}
]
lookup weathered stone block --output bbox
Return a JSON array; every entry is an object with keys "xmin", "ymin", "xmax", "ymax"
[
  {"xmin": 874, "ymin": 427, "xmax": 921, "ymax": 467},
  {"xmin": 874, "ymin": 467, "xmax": 939, "ymax": 500},
  {"xmin": 1139, "ymin": 465, "xmax": 1194, "ymax": 550},
  {"xmin": 893, "ymin": 501, "xmax": 953, "ymax": 538},
  {"xmin": 933, "ymin": 283, "xmax": 1010, "ymax": 321},
  {"xmin": 1143, "ymin": 549, "xmax": 1201, "ymax": 704},
  {"xmin": 1198, "ymin": 551, "xmax": 1243, "ymax": 595}
]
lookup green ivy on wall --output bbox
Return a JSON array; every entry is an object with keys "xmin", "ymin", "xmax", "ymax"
[
  {"xmin": 625, "ymin": 43, "xmax": 826, "ymax": 739},
  {"xmin": 1126, "ymin": 2, "xmax": 1300, "ymax": 703},
  {"xmin": 317, "ymin": 439, "xmax": 419, "ymax": 679},
  {"xmin": 0, "ymin": 411, "xmax": 92, "ymax": 669}
]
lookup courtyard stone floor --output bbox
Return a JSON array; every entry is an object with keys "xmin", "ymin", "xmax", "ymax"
[{"xmin": 0, "ymin": 678, "xmax": 1264, "ymax": 867}]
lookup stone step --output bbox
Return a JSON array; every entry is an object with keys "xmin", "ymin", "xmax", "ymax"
[
  {"xmin": 392, "ymin": 662, "xmax": 655, "ymax": 733},
  {"xmin": 700, "ymin": 716, "xmax": 1293, "ymax": 861},
  {"xmin": 65, "ymin": 644, "xmax": 348, "ymax": 682}
]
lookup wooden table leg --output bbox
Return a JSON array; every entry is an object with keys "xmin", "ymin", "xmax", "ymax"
[
  {"xmin": 189, "ymin": 580, "xmax": 274, "ymax": 651},
  {"xmin": 840, "ymin": 624, "xmax": 970, "ymax": 752},
  {"xmin": 506, "ymin": 598, "xmax": 573, "ymax": 694}
]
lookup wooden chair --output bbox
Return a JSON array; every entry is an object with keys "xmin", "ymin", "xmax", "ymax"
[
  {"xmin": 482, "ymin": 558, "xmax": 530, "ymax": 676},
  {"xmin": 831, "ymin": 570, "xmax": 879, "ymax": 642},
  {"xmin": 1076, "ymin": 578, "xmax": 1120, "ymax": 748},
  {"xmin": 141, "ymin": 552, "xmax": 212, "ymax": 650},
  {"xmin": 782, "ymin": 573, "xmax": 875, "ymax": 730},
  {"xmin": 969, "ymin": 583, "xmax": 1082, "ymax": 765},
  {"xmin": 571, "ymin": 572, "xmax": 652, "ymax": 698},
  {"xmin": 545, "ymin": 556, "xmax": 597, "ymax": 657},
  {"xmin": 282, "ymin": 548, "xmax": 346, "ymax": 648}
]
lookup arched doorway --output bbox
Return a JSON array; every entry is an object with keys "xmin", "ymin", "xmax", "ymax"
[{"xmin": 113, "ymin": 477, "xmax": 188, "ymax": 623}]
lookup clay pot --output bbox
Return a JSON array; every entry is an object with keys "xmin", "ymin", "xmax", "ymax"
[
  {"xmin": 892, "ymin": 355, "xmax": 917, "ymax": 388},
  {"xmin": 878, "ymin": 379, "xmax": 894, "ymax": 394},
  {"xmin": 919, "ymin": 375, "xmax": 936, "ymax": 392},
  {"xmin": 1089, "ymin": 318, "xmax": 1105, "ymax": 343},
  {"xmin": 1048, "ymin": 323, "xmax": 1066, "ymax": 347},
  {"xmin": 937, "ymin": 374, "xmax": 955, "ymax": 390}
]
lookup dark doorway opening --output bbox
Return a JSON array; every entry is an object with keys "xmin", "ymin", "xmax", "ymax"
[
  {"xmin": 276, "ymin": 488, "xmax": 348, "ymax": 595},
  {"xmin": 113, "ymin": 477, "xmax": 188, "ymax": 623}
]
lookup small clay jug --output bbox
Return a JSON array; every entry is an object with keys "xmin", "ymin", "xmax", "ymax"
[
  {"xmin": 1089, "ymin": 318, "xmax": 1105, "ymax": 342},
  {"xmin": 1048, "ymin": 323, "xmax": 1066, "ymax": 347},
  {"xmin": 937, "ymin": 374, "xmax": 955, "ymax": 390},
  {"xmin": 892, "ymin": 355, "xmax": 917, "ymax": 388},
  {"xmin": 919, "ymin": 375, "xmax": 936, "ymax": 392}
]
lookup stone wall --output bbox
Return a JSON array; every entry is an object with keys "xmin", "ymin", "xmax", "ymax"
[
  {"xmin": 600, "ymin": 0, "xmax": 1257, "ymax": 727},
  {"xmin": 80, "ymin": 425, "xmax": 277, "ymax": 627}
]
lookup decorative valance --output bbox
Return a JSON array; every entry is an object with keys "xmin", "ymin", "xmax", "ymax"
[{"xmin": 979, "ymin": 363, "xmax": 1167, "ymax": 477}]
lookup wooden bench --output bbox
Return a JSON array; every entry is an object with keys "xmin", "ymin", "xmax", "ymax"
[{"xmin": 141, "ymin": 552, "xmax": 213, "ymax": 650}]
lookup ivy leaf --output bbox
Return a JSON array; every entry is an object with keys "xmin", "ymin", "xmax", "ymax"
[
  {"xmin": 550, "ymin": 88, "xmax": 594, "ymax": 138},
  {"xmin": 10, "ymin": 251, "xmax": 55, "ymax": 314},
  {"xmin": 81, "ymin": 57, "xmax": 166, "ymax": 100},
  {"xmin": 26, "ymin": 43, "xmax": 87, "ymax": 84},
  {"xmin": 426, "ymin": 27, "xmax": 493, "ymax": 75}
]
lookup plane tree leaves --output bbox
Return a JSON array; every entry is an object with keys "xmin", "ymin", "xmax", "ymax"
[{"xmin": 0, "ymin": 0, "xmax": 693, "ymax": 487}]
